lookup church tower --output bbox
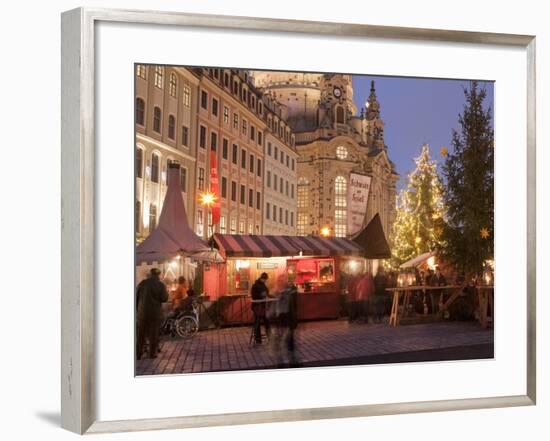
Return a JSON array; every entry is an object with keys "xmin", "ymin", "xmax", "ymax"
[
  {"xmin": 365, "ymin": 80, "xmax": 386, "ymax": 150},
  {"xmin": 317, "ymin": 74, "xmax": 357, "ymax": 133},
  {"xmin": 251, "ymin": 70, "xmax": 398, "ymax": 241}
]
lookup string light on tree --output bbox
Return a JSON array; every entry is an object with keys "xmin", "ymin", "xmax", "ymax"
[{"xmin": 390, "ymin": 144, "xmax": 446, "ymax": 268}]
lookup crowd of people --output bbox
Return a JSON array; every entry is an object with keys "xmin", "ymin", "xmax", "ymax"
[
  {"xmin": 135, "ymin": 263, "xmax": 482, "ymax": 363},
  {"xmin": 344, "ymin": 267, "xmax": 393, "ymax": 324},
  {"xmin": 343, "ymin": 265, "xmax": 456, "ymax": 323}
]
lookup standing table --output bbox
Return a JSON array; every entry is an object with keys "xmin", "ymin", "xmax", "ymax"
[{"xmin": 386, "ymin": 285, "xmax": 462, "ymax": 326}]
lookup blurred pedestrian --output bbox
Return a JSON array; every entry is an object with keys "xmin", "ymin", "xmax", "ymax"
[
  {"xmin": 275, "ymin": 281, "xmax": 299, "ymax": 367},
  {"xmin": 373, "ymin": 266, "xmax": 388, "ymax": 323},
  {"xmin": 136, "ymin": 268, "xmax": 169, "ymax": 359},
  {"xmin": 433, "ymin": 266, "xmax": 447, "ymax": 313},
  {"xmin": 356, "ymin": 272, "xmax": 375, "ymax": 323},
  {"xmin": 349, "ymin": 274, "xmax": 365, "ymax": 322},
  {"xmin": 251, "ymin": 272, "xmax": 272, "ymax": 344},
  {"xmin": 425, "ymin": 268, "xmax": 436, "ymax": 313}
]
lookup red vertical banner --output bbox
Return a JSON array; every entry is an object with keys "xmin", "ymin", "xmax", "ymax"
[{"xmin": 210, "ymin": 150, "xmax": 221, "ymax": 226}]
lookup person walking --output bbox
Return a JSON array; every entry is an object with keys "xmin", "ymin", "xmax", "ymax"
[
  {"xmin": 373, "ymin": 266, "xmax": 388, "ymax": 323},
  {"xmin": 356, "ymin": 272, "xmax": 375, "ymax": 323},
  {"xmin": 347, "ymin": 274, "xmax": 360, "ymax": 322},
  {"xmin": 275, "ymin": 281, "xmax": 299, "ymax": 366},
  {"xmin": 251, "ymin": 272, "xmax": 272, "ymax": 344},
  {"xmin": 433, "ymin": 266, "xmax": 447, "ymax": 313},
  {"xmin": 136, "ymin": 268, "xmax": 169, "ymax": 360}
]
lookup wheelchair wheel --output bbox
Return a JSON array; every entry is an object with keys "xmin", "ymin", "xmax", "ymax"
[{"xmin": 175, "ymin": 316, "xmax": 198, "ymax": 338}]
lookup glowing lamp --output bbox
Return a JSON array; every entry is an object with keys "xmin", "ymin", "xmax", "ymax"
[
  {"xmin": 199, "ymin": 191, "xmax": 217, "ymax": 208},
  {"xmin": 320, "ymin": 227, "xmax": 331, "ymax": 237}
]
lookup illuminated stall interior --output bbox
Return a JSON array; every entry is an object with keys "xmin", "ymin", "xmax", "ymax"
[{"xmin": 203, "ymin": 234, "xmax": 367, "ymax": 323}]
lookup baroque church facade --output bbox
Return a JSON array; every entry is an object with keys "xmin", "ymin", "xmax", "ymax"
[{"xmin": 252, "ymin": 71, "xmax": 399, "ymax": 240}]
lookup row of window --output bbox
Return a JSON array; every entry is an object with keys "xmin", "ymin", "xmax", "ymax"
[
  {"xmin": 136, "ymin": 98, "xmax": 191, "ymax": 147},
  {"xmin": 266, "ymin": 171, "xmax": 295, "ymax": 199},
  {"xmin": 203, "ymin": 68, "xmax": 295, "ymax": 147},
  {"xmin": 136, "ymin": 148, "xmax": 187, "ymax": 192},
  {"xmin": 206, "ymin": 68, "xmax": 265, "ymax": 117},
  {"xmin": 197, "ymin": 210, "xmax": 259, "ymax": 236},
  {"xmin": 217, "ymin": 176, "xmax": 262, "ymax": 210},
  {"xmin": 266, "ymin": 142, "xmax": 296, "ymax": 171},
  {"xmin": 199, "ymin": 128, "xmax": 263, "ymax": 177},
  {"xmin": 200, "ymin": 92, "xmax": 264, "ymax": 147},
  {"xmin": 295, "ymin": 176, "xmax": 347, "ymax": 237},
  {"xmin": 137, "ymin": 149, "xmax": 348, "ymax": 237},
  {"xmin": 296, "ymin": 178, "xmax": 309, "ymax": 236},
  {"xmin": 136, "ymin": 65, "xmax": 191, "ymax": 105},
  {"xmin": 265, "ymin": 202, "xmax": 295, "ymax": 227},
  {"xmin": 138, "ymin": 66, "xmax": 295, "ymax": 151},
  {"xmin": 266, "ymin": 115, "xmax": 293, "ymax": 146},
  {"xmin": 219, "ymin": 215, "xmax": 259, "ymax": 235},
  {"xmin": 135, "ymin": 200, "xmax": 157, "ymax": 234}
]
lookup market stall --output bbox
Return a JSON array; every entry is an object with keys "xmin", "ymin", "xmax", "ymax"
[
  {"xmin": 205, "ymin": 233, "xmax": 366, "ymax": 324},
  {"xmin": 135, "ymin": 162, "xmax": 218, "ymax": 321}
]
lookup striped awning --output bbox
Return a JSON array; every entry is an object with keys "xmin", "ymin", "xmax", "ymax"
[{"xmin": 213, "ymin": 234, "xmax": 365, "ymax": 259}]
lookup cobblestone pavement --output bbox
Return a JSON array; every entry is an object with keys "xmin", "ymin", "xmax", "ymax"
[{"xmin": 136, "ymin": 320, "xmax": 493, "ymax": 376}]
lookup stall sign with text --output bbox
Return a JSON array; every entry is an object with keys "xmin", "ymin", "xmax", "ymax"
[{"xmin": 347, "ymin": 173, "xmax": 371, "ymax": 235}]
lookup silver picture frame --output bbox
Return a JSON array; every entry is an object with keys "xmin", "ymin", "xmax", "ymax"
[{"xmin": 61, "ymin": 7, "xmax": 536, "ymax": 435}]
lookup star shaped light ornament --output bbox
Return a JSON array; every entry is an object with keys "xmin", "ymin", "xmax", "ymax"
[
  {"xmin": 440, "ymin": 146, "xmax": 448, "ymax": 157},
  {"xmin": 480, "ymin": 227, "xmax": 490, "ymax": 239}
]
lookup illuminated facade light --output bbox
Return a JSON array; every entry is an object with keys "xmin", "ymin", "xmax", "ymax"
[{"xmin": 199, "ymin": 191, "xmax": 217, "ymax": 208}]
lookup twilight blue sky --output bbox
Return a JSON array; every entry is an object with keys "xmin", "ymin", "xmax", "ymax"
[{"xmin": 352, "ymin": 75, "xmax": 494, "ymax": 190}]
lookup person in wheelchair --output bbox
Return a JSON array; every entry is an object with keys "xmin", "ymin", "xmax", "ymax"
[{"xmin": 168, "ymin": 276, "xmax": 195, "ymax": 319}]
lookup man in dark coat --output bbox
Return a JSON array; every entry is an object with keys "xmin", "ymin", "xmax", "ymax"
[
  {"xmin": 251, "ymin": 272, "xmax": 271, "ymax": 344},
  {"xmin": 432, "ymin": 267, "xmax": 447, "ymax": 313},
  {"xmin": 136, "ymin": 268, "xmax": 169, "ymax": 359}
]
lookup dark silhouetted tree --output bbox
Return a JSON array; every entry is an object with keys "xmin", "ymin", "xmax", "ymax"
[{"xmin": 442, "ymin": 81, "xmax": 494, "ymax": 275}]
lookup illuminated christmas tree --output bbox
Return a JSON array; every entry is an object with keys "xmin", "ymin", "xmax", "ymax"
[{"xmin": 390, "ymin": 144, "xmax": 446, "ymax": 268}]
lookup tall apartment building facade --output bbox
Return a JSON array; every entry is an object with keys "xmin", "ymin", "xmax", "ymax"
[
  {"xmin": 193, "ymin": 68, "xmax": 268, "ymax": 239},
  {"xmin": 262, "ymin": 96, "xmax": 298, "ymax": 235},
  {"xmin": 135, "ymin": 66, "xmax": 304, "ymax": 244},
  {"xmin": 135, "ymin": 65, "xmax": 199, "ymax": 242}
]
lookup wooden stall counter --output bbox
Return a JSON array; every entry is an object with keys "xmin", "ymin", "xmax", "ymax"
[
  {"xmin": 218, "ymin": 290, "xmax": 340, "ymax": 325},
  {"xmin": 218, "ymin": 294, "xmax": 253, "ymax": 325},
  {"xmin": 297, "ymin": 291, "xmax": 339, "ymax": 320}
]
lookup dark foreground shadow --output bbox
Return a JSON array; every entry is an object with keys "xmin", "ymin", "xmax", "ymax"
[
  {"xmin": 200, "ymin": 343, "xmax": 494, "ymax": 373},
  {"xmin": 35, "ymin": 411, "xmax": 61, "ymax": 427}
]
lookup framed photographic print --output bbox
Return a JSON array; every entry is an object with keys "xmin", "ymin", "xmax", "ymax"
[{"xmin": 61, "ymin": 7, "xmax": 536, "ymax": 435}]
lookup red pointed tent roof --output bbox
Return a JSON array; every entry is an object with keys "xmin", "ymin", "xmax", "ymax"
[{"xmin": 136, "ymin": 162, "xmax": 209, "ymax": 264}]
